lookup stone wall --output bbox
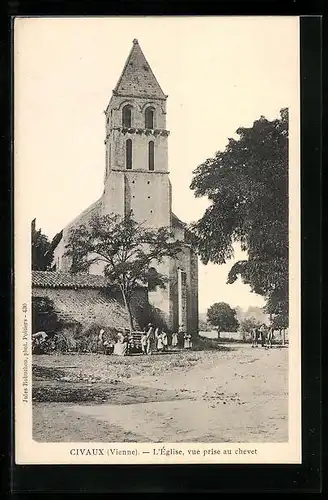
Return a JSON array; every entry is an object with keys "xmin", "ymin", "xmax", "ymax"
[
  {"xmin": 102, "ymin": 169, "xmax": 171, "ymax": 229},
  {"xmin": 32, "ymin": 286, "xmax": 148, "ymax": 332}
]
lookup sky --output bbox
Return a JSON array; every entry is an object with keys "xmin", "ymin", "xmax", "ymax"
[{"xmin": 15, "ymin": 16, "xmax": 299, "ymax": 313}]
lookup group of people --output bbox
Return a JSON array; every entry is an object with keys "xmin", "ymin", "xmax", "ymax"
[
  {"xmin": 99, "ymin": 323, "xmax": 194, "ymax": 357},
  {"xmin": 251, "ymin": 324, "xmax": 274, "ymax": 349},
  {"xmin": 32, "ymin": 325, "xmax": 194, "ymax": 357},
  {"xmin": 180, "ymin": 327, "xmax": 193, "ymax": 350},
  {"xmin": 141, "ymin": 323, "xmax": 193, "ymax": 354},
  {"xmin": 140, "ymin": 323, "xmax": 167, "ymax": 355}
]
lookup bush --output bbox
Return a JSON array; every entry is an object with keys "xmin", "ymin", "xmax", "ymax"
[
  {"xmin": 77, "ymin": 324, "xmax": 119, "ymax": 353},
  {"xmin": 57, "ymin": 323, "xmax": 120, "ymax": 354},
  {"xmin": 32, "ymin": 338, "xmax": 56, "ymax": 355},
  {"xmin": 32, "ymin": 314, "xmax": 126, "ymax": 354},
  {"xmin": 32, "ymin": 296, "xmax": 63, "ymax": 334},
  {"xmin": 193, "ymin": 335, "xmax": 230, "ymax": 351}
]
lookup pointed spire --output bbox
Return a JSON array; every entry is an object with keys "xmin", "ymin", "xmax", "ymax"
[{"xmin": 113, "ymin": 39, "xmax": 166, "ymax": 99}]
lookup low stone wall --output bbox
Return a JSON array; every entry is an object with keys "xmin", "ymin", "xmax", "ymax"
[{"xmin": 32, "ymin": 286, "xmax": 147, "ymax": 330}]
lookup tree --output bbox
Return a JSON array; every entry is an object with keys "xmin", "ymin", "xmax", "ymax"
[
  {"xmin": 207, "ymin": 302, "xmax": 239, "ymax": 338},
  {"xmin": 199, "ymin": 318, "xmax": 211, "ymax": 332},
  {"xmin": 234, "ymin": 305, "xmax": 245, "ymax": 323},
  {"xmin": 32, "ymin": 296, "xmax": 63, "ymax": 334},
  {"xmin": 239, "ymin": 316, "xmax": 262, "ymax": 342},
  {"xmin": 245, "ymin": 306, "xmax": 268, "ymax": 324},
  {"xmin": 64, "ymin": 211, "xmax": 182, "ymax": 331},
  {"xmin": 269, "ymin": 302, "xmax": 288, "ymax": 345},
  {"xmin": 31, "ymin": 219, "xmax": 54, "ymax": 270},
  {"xmin": 190, "ymin": 109, "xmax": 288, "ymax": 328}
]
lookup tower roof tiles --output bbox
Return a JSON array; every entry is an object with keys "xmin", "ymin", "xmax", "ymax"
[{"xmin": 113, "ymin": 39, "xmax": 166, "ymax": 100}]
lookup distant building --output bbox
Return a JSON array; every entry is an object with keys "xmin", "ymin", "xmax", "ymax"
[{"xmin": 51, "ymin": 39, "xmax": 198, "ymax": 334}]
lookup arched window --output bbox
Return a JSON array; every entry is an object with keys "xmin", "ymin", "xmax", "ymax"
[
  {"xmin": 126, "ymin": 139, "xmax": 132, "ymax": 170},
  {"xmin": 145, "ymin": 107, "xmax": 154, "ymax": 129},
  {"xmin": 122, "ymin": 105, "xmax": 132, "ymax": 128},
  {"xmin": 148, "ymin": 141, "xmax": 154, "ymax": 171}
]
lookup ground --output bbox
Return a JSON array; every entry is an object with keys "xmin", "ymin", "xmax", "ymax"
[{"xmin": 32, "ymin": 341, "xmax": 288, "ymax": 443}]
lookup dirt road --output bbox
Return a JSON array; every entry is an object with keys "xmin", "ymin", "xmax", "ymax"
[{"xmin": 33, "ymin": 343, "xmax": 288, "ymax": 443}]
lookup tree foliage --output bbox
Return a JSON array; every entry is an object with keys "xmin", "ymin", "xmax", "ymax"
[
  {"xmin": 199, "ymin": 318, "xmax": 212, "ymax": 332},
  {"xmin": 239, "ymin": 316, "xmax": 262, "ymax": 342},
  {"xmin": 190, "ymin": 109, "xmax": 289, "ymax": 327},
  {"xmin": 207, "ymin": 302, "xmax": 239, "ymax": 336},
  {"xmin": 31, "ymin": 219, "xmax": 54, "ymax": 271},
  {"xmin": 32, "ymin": 296, "xmax": 63, "ymax": 334},
  {"xmin": 64, "ymin": 211, "xmax": 182, "ymax": 330}
]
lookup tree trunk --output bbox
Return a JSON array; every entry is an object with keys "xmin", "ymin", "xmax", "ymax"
[
  {"xmin": 282, "ymin": 328, "xmax": 286, "ymax": 346},
  {"xmin": 217, "ymin": 329, "xmax": 221, "ymax": 340},
  {"xmin": 120, "ymin": 286, "xmax": 134, "ymax": 333}
]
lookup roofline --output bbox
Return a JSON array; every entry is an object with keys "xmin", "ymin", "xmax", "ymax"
[
  {"xmin": 49, "ymin": 197, "xmax": 103, "ymax": 254},
  {"xmin": 113, "ymin": 39, "xmax": 166, "ymax": 100},
  {"xmin": 112, "ymin": 91, "xmax": 167, "ymax": 101},
  {"xmin": 63, "ymin": 197, "xmax": 102, "ymax": 232},
  {"xmin": 32, "ymin": 283, "xmax": 108, "ymax": 290},
  {"xmin": 32, "ymin": 282, "xmax": 147, "ymax": 291},
  {"xmin": 31, "ymin": 271, "xmax": 147, "ymax": 291},
  {"xmin": 47, "ymin": 230, "xmax": 63, "ymax": 254},
  {"xmin": 172, "ymin": 212, "xmax": 186, "ymax": 228},
  {"xmin": 113, "ymin": 41, "xmax": 136, "ymax": 94}
]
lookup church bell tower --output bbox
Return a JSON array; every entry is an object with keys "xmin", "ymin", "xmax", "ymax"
[{"xmin": 102, "ymin": 39, "xmax": 172, "ymax": 229}]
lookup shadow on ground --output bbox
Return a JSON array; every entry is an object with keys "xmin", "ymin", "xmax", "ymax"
[{"xmin": 33, "ymin": 365, "xmax": 196, "ymax": 405}]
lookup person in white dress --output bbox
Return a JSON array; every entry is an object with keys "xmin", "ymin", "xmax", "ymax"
[
  {"xmin": 156, "ymin": 328, "xmax": 164, "ymax": 352},
  {"xmin": 113, "ymin": 332, "xmax": 128, "ymax": 356},
  {"xmin": 171, "ymin": 331, "xmax": 178, "ymax": 347}
]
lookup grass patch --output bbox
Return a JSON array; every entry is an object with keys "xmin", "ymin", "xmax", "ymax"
[
  {"xmin": 32, "ymin": 380, "xmax": 194, "ymax": 404},
  {"xmin": 193, "ymin": 336, "xmax": 233, "ymax": 351},
  {"xmin": 32, "ymin": 365, "xmax": 67, "ymax": 380}
]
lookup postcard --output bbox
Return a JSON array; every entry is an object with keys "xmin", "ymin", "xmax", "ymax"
[{"xmin": 14, "ymin": 16, "xmax": 301, "ymax": 464}]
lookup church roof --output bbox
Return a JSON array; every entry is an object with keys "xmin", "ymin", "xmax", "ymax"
[
  {"xmin": 47, "ymin": 230, "xmax": 63, "ymax": 254},
  {"xmin": 172, "ymin": 213, "xmax": 186, "ymax": 228},
  {"xmin": 113, "ymin": 39, "xmax": 166, "ymax": 100},
  {"xmin": 32, "ymin": 270, "xmax": 110, "ymax": 289},
  {"xmin": 65, "ymin": 198, "xmax": 102, "ymax": 232}
]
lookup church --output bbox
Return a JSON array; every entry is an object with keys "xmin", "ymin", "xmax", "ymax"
[{"xmin": 52, "ymin": 39, "xmax": 198, "ymax": 335}]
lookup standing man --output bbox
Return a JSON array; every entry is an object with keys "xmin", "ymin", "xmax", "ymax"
[
  {"xmin": 141, "ymin": 327, "xmax": 148, "ymax": 355},
  {"xmin": 184, "ymin": 332, "xmax": 192, "ymax": 349},
  {"xmin": 98, "ymin": 329, "xmax": 105, "ymax": 352},
  {"xmin": 162, "ymin": 331, "xmax": 168, "ymax": 352},
  {"xmin": 178, "ymin": 324, "xmax": 185, "ymax": 348},
  {"xmin": 259, "ymin": 324, "xmax": 267, "ymax": 348},
  {"xmin": 146, "ymin": 323, "xmax": 154, "ymax": 355}
]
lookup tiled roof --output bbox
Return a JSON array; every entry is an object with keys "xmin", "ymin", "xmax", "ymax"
[
  {"xmin": 32, "ymin": 271, "xmax": 110, "ymax": 289},
  {"xmin": 113, "ymin": 39, "xmax": 166, "ymax": 99}
]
